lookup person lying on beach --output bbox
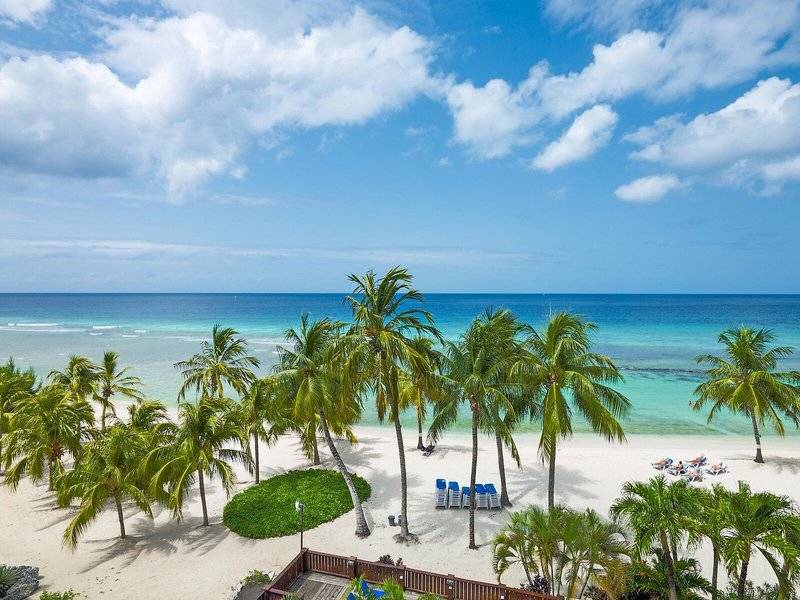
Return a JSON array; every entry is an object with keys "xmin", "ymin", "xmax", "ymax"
[
  {"xmin": 687, "ymin": 455, "xmax": 707, "ymax": 467},
  {"xmin": 651, "ymin": 457, "xmax": 672, "ymax": 469},
  {"xmin": 705, "ymin": 462, "xmax": 727, "ymax": 475},
  {"xmin": 684, "ymin": 468, "xmax": 703, "ymax": 483},
  {"xmin": 668, "ymin": 461, "xmax": 686, "ymax": 475}
]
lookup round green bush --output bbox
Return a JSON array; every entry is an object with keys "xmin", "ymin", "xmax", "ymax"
[{"xmin": 223, "ymin": 469, "xmax": 371, "ymax": 539}]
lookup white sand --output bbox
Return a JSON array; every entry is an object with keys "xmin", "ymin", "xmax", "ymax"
[{"xmin": 1, "ymin": 428, "xmax": 799, "ymax": 599}]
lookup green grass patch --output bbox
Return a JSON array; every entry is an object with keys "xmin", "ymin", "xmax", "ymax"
[{"xmin": 223, "ymin": 469, "xmax": 371, "ymax": 539}]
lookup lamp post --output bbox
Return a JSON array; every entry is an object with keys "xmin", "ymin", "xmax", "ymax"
[{"xmin": 295, "ymin": 499, "xmax": 305, "ymax": 552}]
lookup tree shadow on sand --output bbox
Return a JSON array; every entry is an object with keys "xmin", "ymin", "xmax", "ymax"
[{"xmin": 78, "ymin": 514, "xmax": 236, "ymax": 574}]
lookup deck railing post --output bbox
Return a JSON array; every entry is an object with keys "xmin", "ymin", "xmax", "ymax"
[
  {"xmin": 398, "ymin": 565, "xmax": 406, "ymax": 590},
  {"xmin": 301, "ymin": 547, "xmax": 309, "ymax": 571},
  {"xmin": 446, "ymin": 575, "xmax": 455, "ymax": 600},
  {"xmin": 348, "ymin": 556, "xmax": 357, "ymax": 578}
]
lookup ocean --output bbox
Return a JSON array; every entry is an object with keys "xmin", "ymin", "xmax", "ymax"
[{"xmin": 2, "ymin": 293, "xmax": 799, "ymax": 436}]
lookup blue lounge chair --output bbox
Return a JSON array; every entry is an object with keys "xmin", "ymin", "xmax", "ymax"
[{"xmin": 447, "ymin": 481, "xmax": 461, "ymax": 508}]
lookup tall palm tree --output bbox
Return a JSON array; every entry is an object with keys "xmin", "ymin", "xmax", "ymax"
[
  {"xmin": 273, "ymin": 314, "xmax": 371, "ymax": 537},
  {"xmin": 429, "ymin": 309, "xmax": 520, "ymax": 549},
  {"xmin": 344, "ymin": 267, "xmax": 440, "ymax": 541},
  {"xmin": 720, "ymin": 481, "xmax": 800, "ymax": 600},
  {"xmin": 3, "ymin": 385, "xmax": 94, "ymax": 490},
  {"xmin": 518, "ymin": 312, "xmax": 630, "ymax": 510},
  {"xmin": 175, "ymin": 325, "xmax": 260, "ymax": 400},
  {"xmin": 611, "ymin": 475, "xmax": 699, "ymax": 600},
  {"xmin": 239, "ymin": 378, "xmax": 292, "ymax": 483},
  {"xmin": 56, "ymin": 424, "xmax": 153, "ymax": 547},
  {"xmin": 146, "ymin": 395, "xmax": 249, "ymax": 526},
  {"xmin": 0, "ymin": 358, "xmax": 37, "ymax": 469},
  {"xmin": 94, "ymin": 351, "xmax": 144, "ymax": 431},
  {"xmin": 692, "ymin": 327, "xmax": 800, "ymax": 463}
]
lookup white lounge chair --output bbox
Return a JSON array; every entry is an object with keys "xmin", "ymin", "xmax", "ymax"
[
  {"xmin": 485, "ymin": 483, "xmax": 501, "ymax": 509},
  {"xmin": 475, "ymin": 484, "xmax": 488, "ymax": 509},
  {"xmin": 435, "ymin": 478, "xmax": 446, "ymax": 508},
  {"xmin": 447, "ymin": 481, "xmax": 461, "ymax": 508}
]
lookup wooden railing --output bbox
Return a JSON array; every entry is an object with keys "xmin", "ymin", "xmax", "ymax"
[{"xmin": 261, "ymin": 549, "xmax": 558, "ymax": 600}]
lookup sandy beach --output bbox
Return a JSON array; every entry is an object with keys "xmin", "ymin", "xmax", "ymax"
[{"xmin": 1, "ymin": 428, "xmax": 798, "ymax": 599}]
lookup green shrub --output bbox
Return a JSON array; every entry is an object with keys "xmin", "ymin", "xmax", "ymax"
[
  {"xmin": 40, "ymin": 591, "xmax": 81, "ymax": 600},
  {"xmin": 243, "ymin": 569, "xmax": 272, "ymax": 586},
  {"xmin": 379, "ymin": 579, "xmax": 405, "ymax": 600},
  {"xmin": 0, "ymin": 566, "xmax": 19, "ymax": 596},
  {"xmin": 418, "ymin": 594, "xmax": 444, "ymax": 600},
  {"xmin": 223, "ymin": 469, "xmax": 371, "ymax": 539}
]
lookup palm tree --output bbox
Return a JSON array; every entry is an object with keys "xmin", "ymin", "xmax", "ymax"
[
  {"xmin": 492, "ymin": 505, "xmax": 627, "ymax": 598},
  {"xmin": 48, "ymin": 355, "xmax": 98, "ymax": 453},
  {"xmin": 3, "ymin": 385, "xmax": 94, "ymax": 490},
  {"xmin": 626, "ymin": 549, "xmax": 712, "ymax": 600},
  {"xmin": 175, "ymin": 325, "xmax": 260, "ymax": 400},
  {"xmin": 239, "ymin": 378, "xmax": 292, "ymax": 483},
  {"xmin": 686, "ymin": 484, "xmax": 729, "ymax": 600},
  {"xmin": 344, "ymin": 267, "xmax": 440, "ymax": 541},
  {"xmin": 611, "ymin": 475, "xmax": 699, "ymax": 600},
  {"xmin": 398, "ymin": 337, "xmax": 445, "ymax": 451},
  {"xmin": 429, "ymin": 309, "xmax": 520, "ymax": 549},
  {"xmin": 692, "ymin": 327, "xmax": 800, "ymax": 463},
  {"xmin": 721, "ymin": 481, "xmax": 800, "ymax": 600},
  {"xmin": 0, "ymin": 358, "xmax": 37, "ymax": 470},
  {"xmin": 146, "ymin": 395, "xmax": 249, "ymax": 526},
  {"xmin": 273, "ymin": 314, "xmax": 371, "ymax": 537},
  {"xmin": 94, "ymin": 351, "xmax": 144, "ymax": 430},
  {"xmin": 56, "ymin": 424, "xmax": 153, "ymax": 547},
  {"xmin": 518, "ymin": 312, "xmax": 630, "ymax": 510}
]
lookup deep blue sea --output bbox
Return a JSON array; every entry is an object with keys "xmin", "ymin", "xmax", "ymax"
[{"xmin": 2, "ymin": 294, "xmax": 799, "ymax": 436}]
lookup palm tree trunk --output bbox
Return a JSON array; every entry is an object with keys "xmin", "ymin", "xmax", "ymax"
[
  {"xmin": 198, "ymin": 468, "xmax": 209, "ymax": 526},
  {"xmin": 710, "ymin": 542, "xmax": 719, "ymax": 600},
  {"xmin": 114, "ymin": 493, "xmax": 126, "ymax": 538},
  {"xmin": 547, "ymin": 440, "xmax": 557, "ymax": 511},
  {"xmin": 417, "ymin": 410, "xmax": 424, "ymax": 450},
  {"xmin": 468, "ymin": 405, "xmax": 479, "ymax": 550},
  {"xmin": 577, "ymin": 565, "xmax": 594, "ymax": 599},
  {"xmin": 253, "ymin": 433, "xmax": 260, "ymax": 484},
  {"xmin": 495, "ymin": 431, "xmax": 511, "ymax": 507},
  {"xmin": 312, "ymin": 430, "xmax": 321, "ymax": 465},
  {"xmin": 660, "ymin": 530, "xmax": 679, "ymax": 600},
  {"xmin": 101, "ymin": 404, "xmax": 107, "ymax": 431},
  {"xmin": 737, "ymin": 558, "xmax": 750, "ymax": 600},
  {"xmin": 750, "ymin": 411, "xmax": 764, "ymax": 463},
  {"xmin": 319, "ymin": 407, "xmax": 371, "ymax": 537},
  {"xmin": 393, "ymin": 399, "xmax": 411, "ymax": 540}
]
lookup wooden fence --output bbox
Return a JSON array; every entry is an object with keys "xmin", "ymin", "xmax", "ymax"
[{"xmin": 262, "ymin": 548, "xmax": 558, "ymax": 600}]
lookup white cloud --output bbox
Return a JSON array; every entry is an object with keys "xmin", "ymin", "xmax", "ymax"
[
  {"xmin": 532, "ymin": 104, "xmax": 617, "ymax": 171},
  {"xmin": 446, "ymin": 77, "xmax": 539, "ymax": 158},
  {"xmin": 446, "ymin": 0, "xmax": 800, "ymax": 158},
  {"xmin": 0, "ymin": 238, "xmax": 531, "ymax": 266},
  {"xmin": 629, "ymin": 77, "xmax": 800, "ymax": 169},
  {"xmin": 544, "ymin": 0, "xmax": 670, "ymax": 33},
  {"xmin": 615, "ymin": 174, "xmax": 680, "ymax": 203},
  {"xmin": 0, "ymin": 6, "xmax": 437, "ymax": 197},
  {"xmin": 625, "ymin": 77, "xmax": 800, "ymax": 192},
  {"xmin": 0, "ymin": 0, "xmax": 51, "ymax": 25}
]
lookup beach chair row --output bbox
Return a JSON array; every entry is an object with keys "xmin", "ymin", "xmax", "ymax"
[
  {"xmin": 434, "ymin": 478, "xmax": 501, "ymax": 509},
  {"xmin": 651, "ymin": 454, "xmax": 728, "ymax": 483}
]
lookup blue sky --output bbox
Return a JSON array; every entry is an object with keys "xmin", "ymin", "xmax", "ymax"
[{"xmin": 1, "ymin": 0, "xmax": 800, "ymax": 293}]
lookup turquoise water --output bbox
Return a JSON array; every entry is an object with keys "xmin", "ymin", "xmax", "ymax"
[{"xmin": 1, "ymin": 294, "xmax": 799, "ymax": 435}]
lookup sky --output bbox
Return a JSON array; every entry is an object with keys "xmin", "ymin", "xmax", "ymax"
[{"xmin": 1, "ymin": 0, "xmax": 800, "ymax": 293}]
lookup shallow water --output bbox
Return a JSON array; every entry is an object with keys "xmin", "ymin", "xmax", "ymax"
[{"xmin": 2, "ymin": 293, "xmax": 799, "ymax": 435}]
